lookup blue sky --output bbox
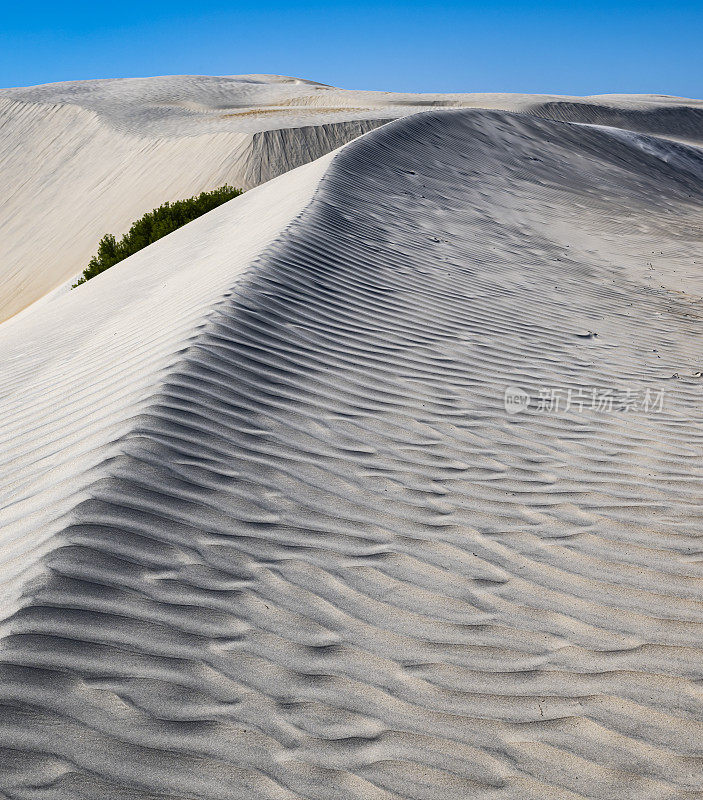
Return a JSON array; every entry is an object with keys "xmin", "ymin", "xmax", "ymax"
[{"xmin": 1, "ymin": 0, "xmax": 701, "ymax": 97}]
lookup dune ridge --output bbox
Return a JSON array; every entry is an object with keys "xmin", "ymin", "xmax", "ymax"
[
  {"xmin": 0, "ymin": 150, "xmax": 333, "ymax": 633},
  {"xmin": 2, "ymin": 74, "xmax": 703, "ymax": 322},
  {"xmin": 1, "ymin": 107, "xmax": 702, "ymax": 798}
]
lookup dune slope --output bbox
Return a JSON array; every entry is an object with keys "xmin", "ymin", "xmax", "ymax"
[
  {"xmin": 0, "ymin": 89, "xmax": 388, "ymax": 323},
  {"xmin": 2, "ymin": 74, "xmax": 703, "ymax": 322},
  {"xmin": 1, "ymin": 109, "xmax": 703, "ymax": 799}
]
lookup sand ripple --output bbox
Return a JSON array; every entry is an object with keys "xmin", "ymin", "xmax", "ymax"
[{"xmin": 1, "ymin": 109, "xmax": 702, "ymax": 798}]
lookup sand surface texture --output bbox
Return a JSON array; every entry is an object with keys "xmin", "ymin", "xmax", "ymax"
[{"xmin": 1, "ymin": 98, "xmax": 703, "ymax": 799}]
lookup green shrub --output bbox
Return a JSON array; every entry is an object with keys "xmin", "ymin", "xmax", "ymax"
[{"xmin": 72, "ymin": 184, "xmax": 243, "ymax": 287}]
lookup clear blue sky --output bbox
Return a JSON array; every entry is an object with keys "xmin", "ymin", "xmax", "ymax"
[{"xmin": 1, "ymin": 0, "xmax": 701, "ymax": 97}]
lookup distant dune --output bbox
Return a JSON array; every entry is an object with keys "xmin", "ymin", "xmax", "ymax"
[
  {"xmin": 1, "ymin": 74, "xmax": 702, "ymax": 322},
  {"xmin": 1, "ymin": 78, "xmax": 703, "ymax": 799}
]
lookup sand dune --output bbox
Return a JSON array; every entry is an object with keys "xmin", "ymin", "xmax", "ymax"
[
  {"xmin": 2, "ymin": 74, "xmax": 703, "ymax": 322},
  {"xmin": 1, "ymin": 99, "xmax": 702, "ymax": 798}
]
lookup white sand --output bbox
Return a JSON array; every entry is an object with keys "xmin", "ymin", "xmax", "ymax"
[
  {"xmin": 0, "ymin": 84, "xmax": 703, "ymax": 799},
  {"xmin": 2, "ymin": 74, "xmax": 703, "ymax": 322}
]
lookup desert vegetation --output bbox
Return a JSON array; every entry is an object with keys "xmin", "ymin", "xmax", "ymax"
[{"xmin": 72, "ymin": 185, "xmax": 242, "ymax": 287}]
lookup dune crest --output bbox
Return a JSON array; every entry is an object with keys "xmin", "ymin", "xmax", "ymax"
[
  {"xmin": 1, "ymin": 106, "xmax": 702, "ymax": 799},
  {"xmin": 2, "ymin": 74, "xmax": 703, "ymax": 321}
]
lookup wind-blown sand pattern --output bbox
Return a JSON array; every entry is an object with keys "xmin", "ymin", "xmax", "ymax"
[
  {"xmin": 2, "ymin": 73, "xmax": 703, "ymax": 321},
  {"xmin": 1, "ymin": 103, "xmax": 703, "ymax": 798}
]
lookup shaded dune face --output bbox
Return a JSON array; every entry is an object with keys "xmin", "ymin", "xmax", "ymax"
[
  {"xmin": 1, "ymin": 110, "xmax": 703, "ymax": 798},
  {"xmin": 526, "ymin": 101, "xmax": 703, "ymax": 143}
]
